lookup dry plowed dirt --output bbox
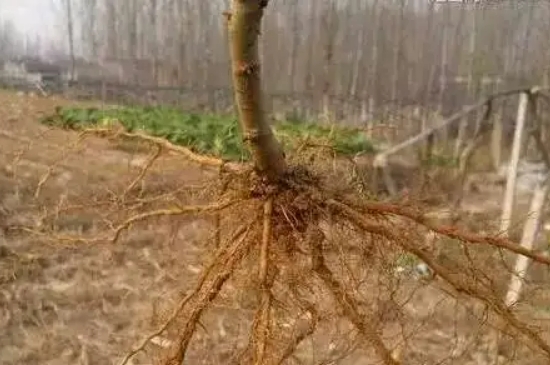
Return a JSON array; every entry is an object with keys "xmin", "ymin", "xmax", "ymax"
[
  {"xmin": 0, "ymin": 91, "xmax": 220, "ymax": 364},
  {"xmin": 1, "ymin": 91, "xmax": 550, "ymax": 365}
]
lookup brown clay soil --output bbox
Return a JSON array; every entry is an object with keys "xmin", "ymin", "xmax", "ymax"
[
  {"xmin": 0, "ymin": 90, "xmax": 219, "ymax": 364},
  {"xmin": 1, "ymin": 90, "xmax": 550, "ymax": 365}
]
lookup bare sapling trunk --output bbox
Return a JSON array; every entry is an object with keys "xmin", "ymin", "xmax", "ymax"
[{"xmin": 227, "ymin": 0, "xmax": 287, "ymax": 182}]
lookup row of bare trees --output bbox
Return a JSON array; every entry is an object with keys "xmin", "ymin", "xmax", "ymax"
[
  {"xmin": 58, "ymin": 0, "xmax": 549, "ymax": 113},
  {"xmin": 0, "ymin": 18, "xmax": 37, "ymax": 59},
  {"xmin": 1, "ymin": 1, "xmax": 548, "ymax": 118}
]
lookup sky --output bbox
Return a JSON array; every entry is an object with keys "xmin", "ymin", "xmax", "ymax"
[{"xmin": 0, "ymin": 0, "xmax": 64, "ymax": 50}]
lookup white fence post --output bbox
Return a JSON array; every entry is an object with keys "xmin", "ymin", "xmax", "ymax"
[{"xmin": 499, "ymin": 92, "xmax": 529, "ymax": 235}]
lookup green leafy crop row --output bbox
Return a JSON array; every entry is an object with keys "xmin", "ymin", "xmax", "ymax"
[{"xmin": 41, "ymin": 105, "xmax": 377, "ymax": 161}]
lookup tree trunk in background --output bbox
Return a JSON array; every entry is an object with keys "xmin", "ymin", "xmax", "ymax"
[
  {"xmin": 321, "ymin": 1, "xmax": 337, "ymax": 122},
  {"xmin": 422, "ymin": 3, "xmax": 437, "ymax": 106},
  {"xmin": 515, "ymin": 2, "xmax": 535, "ymax": 81},
  {"xmin": 390, "ymin": 0, "xmax": 405, "ymax": 109},
  {"xmin": 288, "ymin": 3, "xmax": 299, "ymax": 94},
  {"xmin": 303, "ymin": 0, "xmax": 318, "ymax": 110},
  {"xmin": 349, "ymin": 0, "xmax": 365, "ymax": 100},
  {"xmin": 149, "ymin": 0, "xmax": 159, "ymax": 84},
  {"xmin": 438, "ymin": 48, "xmax": 448, "ymax": 143},
  {"xmin": 367, "ymin": 0, "xmax": 380, "ymax": 132},
  {"xmin": 79, "ymin": 0, "xmax": 97, "ymax": 59},
  {"xmin": 65, "ymin": 0, "xmax": 75, "ymax": 81},
  {"xmin": 455, "ymin": 5, "xmax": 477, "ymax": 159},
  {"xmin": 437, "ymin": 4, "xmax": 449, "ymax": 143},
  {"xmin": 227, "ymin": 0, "xmax": 287, "ymax": 181},
  {"xmin": 176, "ymin": 0, "xmax": 186, "ymax": 85},
  {"xmin": 106, "ymin": 2, "xmax": 117, "ymax": 60},
  {"xmin": 126, "ymin": 0, "xmax": 139, "ymax": 83}
]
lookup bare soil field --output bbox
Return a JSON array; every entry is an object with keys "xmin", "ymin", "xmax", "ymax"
[
  {"xmin": 0, "ymin": 90, "xmax": 219, "ymax": 364},
  {"xmin": 1, "ymin": 90, "xmax": 550, "ymax": 365}
]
